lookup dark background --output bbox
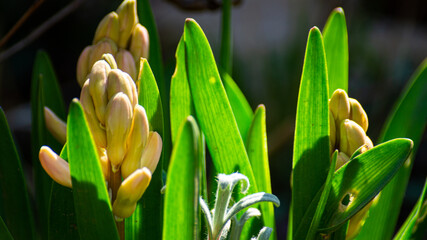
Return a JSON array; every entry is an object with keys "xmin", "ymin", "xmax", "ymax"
[{"xmin": 0, "ymin": 0, "xmax": 426, "ymax": 238}]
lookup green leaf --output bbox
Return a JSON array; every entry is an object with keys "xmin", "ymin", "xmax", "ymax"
[
  {"xmin": 48, "ymin": 144, "xmax": 79, "ymax": 240},
  {"xmin": 170, "ymin": 37, "xmax": 194, "ymax": 144},
  {"xmin": 30, "ymin": 50, "xmax": 66, "ymax": 238},
  {"xmin": 183, "ymin": 18, "xmax": 257, "ymax": 192},
  {"xmin": 67, "ymin": 99, "xmax": 119, "ymax": 240},
  {"xmin": 126, "ymin": 59, "xmax": 164, "ymax": 240},
  {"xmin": 246, "ymin": 105, "xmax": 275, "ymax": 234},
  {"xmin": 393, "ymin": 178, "xmax": 427, "ymax": 240},
  {"xmin": 223, "ymin": 72, "xmax": 253, "ymax": 143},
  {"xmin": 356, "ymin": 58, "xmax": 427, "ymax": 240},
  {"xmin": 0, "ymin": 216, "xmax": 13, "ymax": 240},
  {"xmin": 322, "ymin": 7, "xmax": 348, "ymax": 96},
  {"xmin": 320, "ymin": 138, "xmax": 413, "ymax": 230},
  {"xmin": 163, "ymin": 116, "xmax": 201, "ymax": 240},
  {"xmin": 0, "ymin": 108, "xmax": 35, "ymax": 240},
  {"xmin": 291, "ymin": 27, "xmax": 330, "ymax": 237}
]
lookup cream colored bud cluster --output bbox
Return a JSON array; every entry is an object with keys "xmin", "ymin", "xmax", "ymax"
[
  {"xmin": 76, "ymin": 0, "xmax": 149, "ymax": 88},
  {"xmin": 329, "ymin": 89, "xmax": 373, "ymax": 239},
  {"xmin": 39, "ymin": 54, "xmax": 162, "ymax": 220}
]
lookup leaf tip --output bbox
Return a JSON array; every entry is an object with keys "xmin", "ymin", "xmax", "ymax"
[{"xmin": 333, "ymin": 7, "xmax": 344, "ymax": 15}]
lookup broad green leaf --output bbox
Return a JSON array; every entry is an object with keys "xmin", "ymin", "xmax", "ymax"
[
  {"xmin": 30, "ymin": 50, "xmax": 66, "ymax": 238},
  {"xmin": 67, "ymin": 99, "xmax": 119, "ymax": 240},
  {"xmin": 323, "ymin": 7, "xmax": 348, "ymax": 96},
  {"xmin": 393, "ymin": 179, "xmax": 427, "ymax": 240},
  {"xmin": 220, "ymin": 0, "xmax": 233, "ymax": 74},
  {"xmin": 320, "ymin": 138, "xmax": 413, "ymax": 231},
  {"xmin": 0, "ymin": 216, "xmax": 13, "ymax": 240},
  {"xmin": 246, "ymin": 105, "xmax": 275, "ymax": 234},
  {"xmin": 48, "ymin": 144, "xmax": 79, "ymax": 240},
  {"xmin": 183, "ymin": 18, "xmax": 257, "ymax": 192},
  {"xmin": 170, "ymin": 37, "xmax": 194, "ymax": 143},
  {"xmin": 223, "ymin": 72, "xmax": 253, "ymax": 143},
  {"xmin": 356, "ymin": 58, "xmax": 427, "ymax": 240},
  {"xmin": 0, "ymin": 108, "xmax": 35, "ymax": 240},
  {"xmin": 126, "ymin": 59, "xmax": 164, "ymax": 240},
  {"xmin": 291, "ymin": 27, "xmax": 330, "ymax": 237},
  {"xmin": 163, "ymin": 116, "xmax": 201, "ymax": 240}
]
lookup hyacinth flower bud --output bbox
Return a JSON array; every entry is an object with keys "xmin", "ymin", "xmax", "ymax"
[
  {"xmin": 89, "ymin": 39, "xmax": 118, "ymax": 69},
  {"xmin": 107, "ymin": 69, "xmax": 138, "ymax": 108},
  {"xmin": 88, "ymin": 60, "xmax": 111, "ymax": 125},
  {"xmin": 129, "ymin": 23, "xmax": 149, "ymax": 63},
  {"xmin": 39, "ymin": 146, "xmax": 72, "ymax": 188},
  {"xmin": 347, "ymin": 200, "xmax": 374, "ymax": 240},
  {"xmin": 329, "ymin": 89, "xmax": 350, "ymax": 124},
  {"xmin": 93, "ymin": 12, "xmax": 120, "ymax": 45},
  {"xmin": 98, "ymin": 147, "xmax": 110, "ymax": 180},
  {"xmin": 44, "ymin": 107, "xmax": 67, "ymax": 145},
  {"xmin": 139, "ymin": 132, "xmax": 162, "ymax": 174},
  {"xmin": 329, "ymin": 110, "xmax": 336, "ymax": 154},
  {"xmin": 105, "ymin": 92, "xmax": 133, "ymax": 172},
  {"xmin": 115, "ymin": 49, "xmax": 137, "ymax": 81},
  {"xmin": 80, "ymin": 81, "xmax": 107, "ymax": 148},
  {"xmin": 339, "ymin": 119, "xmax": 367, "ymax": 157},
  {"xmin": 335, "ymin": 151, "xmax": 350, "ymax": 170},
  {"xmin": 117, "ymin": 0, "xmax": 138, "ymax": 48},
  {"xmin": 121, "ymin": 105, "xmax": 150, "ymax": 179},
  {"xmin": 349, "ymin": 98, "xmax": 369, "ymax": 132},
  {"xmin": 76, "ymin": 46, "xmax": 92, "ymax": 87},
  {"xmin": 113, "ymin": 167, "xmax": 151, "ymax": 219},
  {"xmin": 102, "ymin": 53, "xmax": 118, "ymax": 70}
]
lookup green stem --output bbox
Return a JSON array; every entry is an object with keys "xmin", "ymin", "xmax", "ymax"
[{"xmin": 220, "ymin": 0, "xmax": 232, "ymax": 75}]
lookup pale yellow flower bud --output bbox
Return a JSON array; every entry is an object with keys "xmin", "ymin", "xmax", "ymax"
[
  {"xmin": 39, "ymin": 146, "xmax": 72, "ymax": 188},
  {"xmin": 97, "ymin": 147, "xmax": 110, "ymax": 180},
  {"xmin": 339, "ymin": 119, "xmax": 367, "ymax": 157},
  {"xmin": 105, "ymin": 92, "xmax": 133, "ymax": 172},
  {"xmin": 115, "ymin": 49, "xmax": 137, "ymax": 81},
  {"xmin": 329, "ymin": 89, "xmax": 350, "ymax": 124},
  {"xmin": 347, "ymin": 200, "xmax": 373, "ymax": 240},
  {"xmin": 76, "ymin": 46, "xmax": 92, "ymax": 87},
  {"xmin": 89, "ymin": 39, "xmax": 118, "ymax": 70},
  {"xmin": 93, "ymin": 12, "xmax": 120, "ymax": 45},
  {"xmin": 335, "ymin": 151, "xmax": 350, "ymax": 170},
  {"xmin": 112, "ymin": 167, "xmax": 151, "ymax": 219},
  {"xmin": 349, "ymin": 98, "xmax": 369, "ymax": 132},
  {"xmin": 44, "ymin": 107, "xmax": 66, "ymax": 145},
  {"xmin": 80, "ymin": 81, "xmax": 107, "ymax": 148},
  {"xmin": 365, "ymin": 136, "xmax": 373, "ymax": 150},
  {"xmin": 139, "ymin": 131, "xmax": 162, "ymax": 174},
  {"xmin": 129, "ymin": 23, "xmax": 149, "ymax": 63},
  {"xmin": 88, "ymin": 60, "xmax": 111, "ymax": 125},
  {"xmin": 102, "ymin": 53, "xmax": 118, "ymax": 70},
  {"xmin": 106, "ymin": 69, "xmax": 138, "ymax": 108},
  {"xmin": 117, "ymin": 0, "xmax": 138, "ymax": 49},
  {"xmin": 329, "ymin": 110, "xmax": 336, "ymax": 154},
  {"xmin": 121, "ymin": 105, "xmax": 150, "ymax": 179}
]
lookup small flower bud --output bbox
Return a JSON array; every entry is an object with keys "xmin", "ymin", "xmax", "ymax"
[
  {"xmin": 76, "ymin": 46, "xmax": 92, "ymax": 87},
  {"xmin": 97, "ymin": 147, "xmax": 110, "ymax": 180},
  {"xmin": 329, "ymin": 110, "xmax": 336, "ymax": 154},
  {"xmin": 335, "ymin": 151, "xmax": 350, "ymax": 170},
  {"xmin": 329, "ymin": 89, "xmax": 350, "ymax": 124},
  {"xmin": 339, "ymin": 119, "xmax": 367, "ymax": 157},
  {"xmin": 80, "ymin": 81, "xmax": 107, "ymax": 148},
  {"xmin": 347, "ymin": 200, "xmax": 373, "ymax": 239},
  {"xmin": 44, "ymin": 107, "xmax": 67, "ymax": 145},
  {"xmin": 121, "ymin": 105, "xmax": 150, "ymax": 179},
  {"xmin": 105, "ymin": 92, "xmax": 133, "ymax": 172},
  {"xmin": 349, "ymin": 98, "xmax": 369, "ymax": 132},
  {"xmin": 116, "ymin": 0, "xmax": 138, "ymax": 49},
  {"xmin": 93, "ymin": 12, "xmax": 120, "ymax": 45},
  {"xmin": 102, "ymin": 53, "xmax": 118, "ymax": 70},
  {"xmin": 139, "ymin": 132, "xmax": 162, "ymax": 174},
  {"xmin": 39, "ymin": 146, "xmax": 72, "ymax": 188},
  {"xmin": 113, "ymin": 167, "xmax": 151, "ymax": 219},
  {"xmin": 115, "ymin": 49, "xmax": 137, "ymax": 81},
  {"xmin": 88, "ymin": 60, "xmax": 111, "ymax": 125},
  {"xmin": 129, "ymin": 23, "xmax": 149, "ymax": 63},
  {"xmin": 106, "ymin": 69, "xmax": 138, "ymax": 108},
  {"xmin": 89, "ymin": 39, "xmax": 118, "ymax": 70},
  {"xmin": 365, "ymin": 136, "xmax": 373, "ymax": 150}
]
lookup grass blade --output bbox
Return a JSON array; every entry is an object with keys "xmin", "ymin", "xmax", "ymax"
[
  {"xmin": 0, "ymin": 108, "xmax": 35, "ymax": 240},
  {"xmin": 320, "ymin": 139, "xmax": 413, "ymax": 231},
  {"xmin": 356, "ymin": 59, "xmax": 427, "ymax": 240},
  {"xmin": 322, "ymin": 7, "xmax": 348, "ymax": 96},
  {"xmin": 163, "ymin": 116, "xmax": 201, "ymax": 240},
  {"xmin": 68, "ymin": 99, "xmax": 119, "ymax": 240},
  {"xmin": 291, "ymin": 27, "xmax": 330, "ymax": 237},
  {"xmin": 0, "ymin": 216, "xmax": 13, "ymax": 240},
  {"xmin": 393, "ymin": 179, "xmax": 427, "ymax": 240}
]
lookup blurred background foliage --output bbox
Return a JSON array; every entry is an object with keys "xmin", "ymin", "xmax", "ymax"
[{"xmin": 0, "ymin": 0, "xmax": 426, "ymax": 238}]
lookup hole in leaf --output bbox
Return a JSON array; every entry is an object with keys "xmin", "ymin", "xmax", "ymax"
[
  {"xmin": 339, "ymin": 192, "xmax": 355, "ymax": 212},
  {"xmin": 341, "ymin": 194, "xmax": 351, "ymax": 206}
]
